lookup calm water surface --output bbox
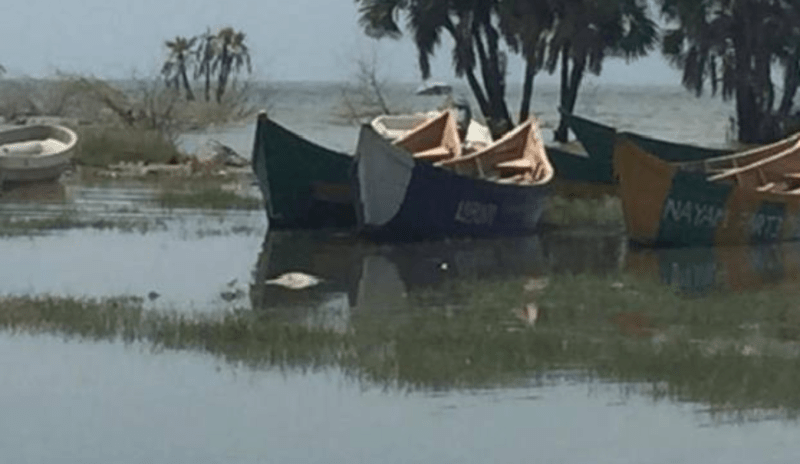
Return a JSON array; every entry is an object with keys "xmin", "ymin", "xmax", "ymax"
[{"xmin": 2, "ymin": 82, "xmax": 799, "ymax": 463}]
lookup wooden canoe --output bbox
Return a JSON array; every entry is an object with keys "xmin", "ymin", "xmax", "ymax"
[
  {"xmin": 614, "ymin": 130, "xmax": 800, "ymax": 246},
  {"xmin": 251, "ymin": 112, "xmax": 357, "ymax": 228},
  {"xmin": 562, "ymin": 110, "xmax": 733, "ymax": 185},
  {"xmin": 354, "ymin": 118, "xmax": 553, "ymax": 240},
  {"xmin": 0, "ymin": 124, "xmax": 77, "ymax": 187}
]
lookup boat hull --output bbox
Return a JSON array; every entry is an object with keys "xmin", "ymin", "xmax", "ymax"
[
  {"xmin": 355, "ymin": 126, "xmax": 549, "ymax": 241},
  {"xmin": 615, "ymin": 136, "xmax": 800, "ymax": 247},
  {"xmin": 546, "ymin": 145, "xmax": 616, "ymax": 197},
  {"xmin": 251, "ymin": 113, "xmax": 356, "ymax": 228},
  {"xmin": 0, "ymin": 124, "xmax": 77, "ymax": 186},
  {"xmin": 563, "ymin": 111, "xmax": 732, "ymax": 185}
]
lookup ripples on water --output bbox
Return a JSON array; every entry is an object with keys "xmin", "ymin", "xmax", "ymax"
[{"xmin": 1, "ymin": 83, "xmax": 798, "ymax": 463}]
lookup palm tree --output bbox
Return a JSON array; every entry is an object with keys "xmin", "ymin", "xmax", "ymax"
[
  {"xmin": 195, "ymin": 28, "xmax": 217, "ymax": 102},
  {"xmin": 658, "ymin": 0, "xmax": 798, "ymax": 143},
  {"xmin": 547, "ymin": 0, "xmax": 657, "ymax": 142},
  {"xmin": 161, "ymin": 36, "xmax": 197, "ymax": 101},
  {"xmin": 212, "ymin": 27, "xmax": 252, "ymax": 103},
  {"xmin": 497, "ymin": 0, "xmax": 555, "ymax": 122},
  {"xmin": 357, "ymin": 0, "xmax": 516, "ymax": 139}
]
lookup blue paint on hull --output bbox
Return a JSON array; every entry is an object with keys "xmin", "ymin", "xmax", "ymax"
[{"xmin": 362, "ymin": 160, "xmax": 549, "ymax": 241}]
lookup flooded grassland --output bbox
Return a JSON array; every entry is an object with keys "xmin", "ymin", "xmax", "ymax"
[
  {"xmin": 3, "ymin": 175, "xmax": 800, "ymax": 463},
  {"xmin": 2, "ymin": 82, "xmax": 800, "ymax": 463}
]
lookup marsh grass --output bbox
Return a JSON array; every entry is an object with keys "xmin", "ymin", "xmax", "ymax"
[
  {"xmin": 0, "ymin": 211, "xmax": 157, "ymax": 236},
  {"xmin": 157, "ymin": 186, "xmax": 262, "ymax": 210},
  {"xmin": 76, "ymin": 126, "xmax": 184, "ymax": 167},
  {"xmin": 4, "ymin": 270, "xmax": 800, "ymax": 419},
  {"xmin": 0, "ymin": 295, "xmax": 346, "ymax": 371}
]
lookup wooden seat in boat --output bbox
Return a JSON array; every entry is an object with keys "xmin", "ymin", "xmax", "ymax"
[
  {"xmin": 393, "ymin": 111, "xmax": 462, "ymax": 162},
  {"xmin": 495, "ymin": 173, "xmax": 527, "ymax": 184},
  {"xmin": 413, "ymin": 146, "xmax": 454, "ymax": 162},
  {"xmin": 707, "ymin": 139, "xmax": 800, "ymax": 189},
  {"xmin": 496, "ymin": 158, "xmax": 532, "ymax": 172},
  {"xmin": 437, "ymin": 120, "xmax": 550, "ymax": 184}
]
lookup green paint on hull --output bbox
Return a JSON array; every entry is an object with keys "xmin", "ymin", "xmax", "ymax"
[
  {"xmin": 562, "ymin": 112, "xmax": 732, "ymax": 185},
  {"xmin": 546, "ymin": 145, "xmax": 612, "ymax": 184},
  {"xmin": 655, "ymin": 170, "xmax": 734, "ymax": 246},
  {"xmin": 251, "ymin": 115, "xmax": 355, "ymax": 228},
  {"xmin": 749, "ymin": 202, "xmax": 786, "ymax": 245}
]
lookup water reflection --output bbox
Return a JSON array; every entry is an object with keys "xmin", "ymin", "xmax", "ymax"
[
  {"xmin": 236, "ymin": 230, "xmax": 800, "ymax": 417},
  {"xmin": 4, "ymin": 226, "xmax": 800, "ymax": 421},
  {"xmin": 249, "ymin": 230, "xmax": 626, "ymax": 329},
  {"xmin": 627, "ymin": 242, "xmax": 800, "ymax": 295}
]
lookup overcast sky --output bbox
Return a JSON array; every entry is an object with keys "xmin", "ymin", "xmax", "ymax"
[{"xmin": 0, "ymin": 0, "xmax": 681, "ymax": 85}]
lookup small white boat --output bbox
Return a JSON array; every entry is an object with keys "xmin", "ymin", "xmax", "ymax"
[
  {"xmin": 415, "ymin": 82, "xmax": 452, "ymax": 96},
  {"xmin": 0, "ymin": 124, "xmax": 78, "ymax": 186}
]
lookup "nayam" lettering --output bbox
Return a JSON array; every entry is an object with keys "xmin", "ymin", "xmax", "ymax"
[
  {"xmin": 662, "ymin": 199, "xmax": 727, "ymax": 228},
  {"xmin": 663, "ymin": 198, "xmax": 784, "ymax": 239}
]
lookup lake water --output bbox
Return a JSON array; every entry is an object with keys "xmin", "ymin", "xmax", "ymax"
[
  {"xmin": 2, "ymin": 81, "xmax": 800, "ymax": 463},
  {"xmin": 179, "ymin": 79, "xmax": 738, "ymax": 160}
]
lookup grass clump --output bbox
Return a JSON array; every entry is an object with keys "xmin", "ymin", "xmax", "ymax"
[
  {"xmin": 543, "ymin": 194, "xmax": 623, "ymax": 227},
  {"xmin": 157, "ymin": 187, "xmax": 262, "ymax": 210},
  {"xmin": 76, "ymin": 126, "xmax": 184, "ymax": 167}
]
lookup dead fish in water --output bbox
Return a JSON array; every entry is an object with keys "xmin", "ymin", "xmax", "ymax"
[{"xmin": 265, "ymin": 272, "xmax": 323, "ymax": 290}]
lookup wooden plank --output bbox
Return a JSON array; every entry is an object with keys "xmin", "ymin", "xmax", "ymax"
[
  {"xmin": 496, "ymin": 158, "xmax": 532, "ymax": 171},
  {"xmin": 413, "ymin": 146, "xmax": 453, "ymax": 162}
]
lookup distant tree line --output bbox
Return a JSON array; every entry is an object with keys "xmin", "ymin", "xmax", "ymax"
[
  {"xmin": 356, "ymin": 0, "xmax": 800, "ymax": 144},
  {"xmin": 161, "ymin": 27, "xmax": 252, "ymax": 104}
]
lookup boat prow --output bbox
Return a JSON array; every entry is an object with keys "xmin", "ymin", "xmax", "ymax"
[{"xmin": 251, "ymin": 111, "xmax": 356, "ymax": 229}]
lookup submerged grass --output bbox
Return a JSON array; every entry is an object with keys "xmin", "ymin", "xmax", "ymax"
[
  {"xmin": 157, "ymin": 187, "xmax": 262, "ymax": 210},
  {"xmin": 3, "ymin": 268, "xmax": 800, "ymax": 420},
  {"xmin": 0, "ymin": 211, "xmax": 158, "ymax": 236}
]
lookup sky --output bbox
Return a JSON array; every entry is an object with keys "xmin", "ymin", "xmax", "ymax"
[{"xmin": 0, "ymin": 0, "xmax": 682, "ymax": 86}]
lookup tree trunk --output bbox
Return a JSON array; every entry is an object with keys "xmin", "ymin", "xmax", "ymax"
[
  {"xmin": 471, "ymin": 23, "xmax": 513, "ymax": 139},
  {"xmin": 464, "ymin": 68, "xmax": 491, "ymax": 119},
  {"xmin": 204, "ymin": 69, "xmax": 211, "ymax": 102},
  {"xmin": 519, "ymin": 61, "xmax": 535, "ymax": 123},
  {"xmin": 779, "ymin": 55, "xmax": 799, "ymax": 117},
  {"xmin": 554, "ymin": 45, "xmax": 571, "ymax": 143},
  {"xmin": 179, "ymin": 64, "xmax": 195, "ymax": 101},
  {"xmin": 216, "ymin": 46, "xmax": 229, "ymax": 103}
]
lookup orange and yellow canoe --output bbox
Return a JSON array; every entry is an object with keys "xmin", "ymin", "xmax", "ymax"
[{"xmin": 614, "ymin": 131, "xmax": 800, "ymax": 246}]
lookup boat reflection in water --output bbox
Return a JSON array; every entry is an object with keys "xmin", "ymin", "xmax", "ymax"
[
  {"xmin": 626, "ymin": 241, "xmax": 800, "ymax": 296},
  {"xmin": 249, "ymin": 230, "xmax": 627, "ymax": 330},
  {"xmin": 244, "ymin": 230, "xmax": 800, "ymax": 419}
]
